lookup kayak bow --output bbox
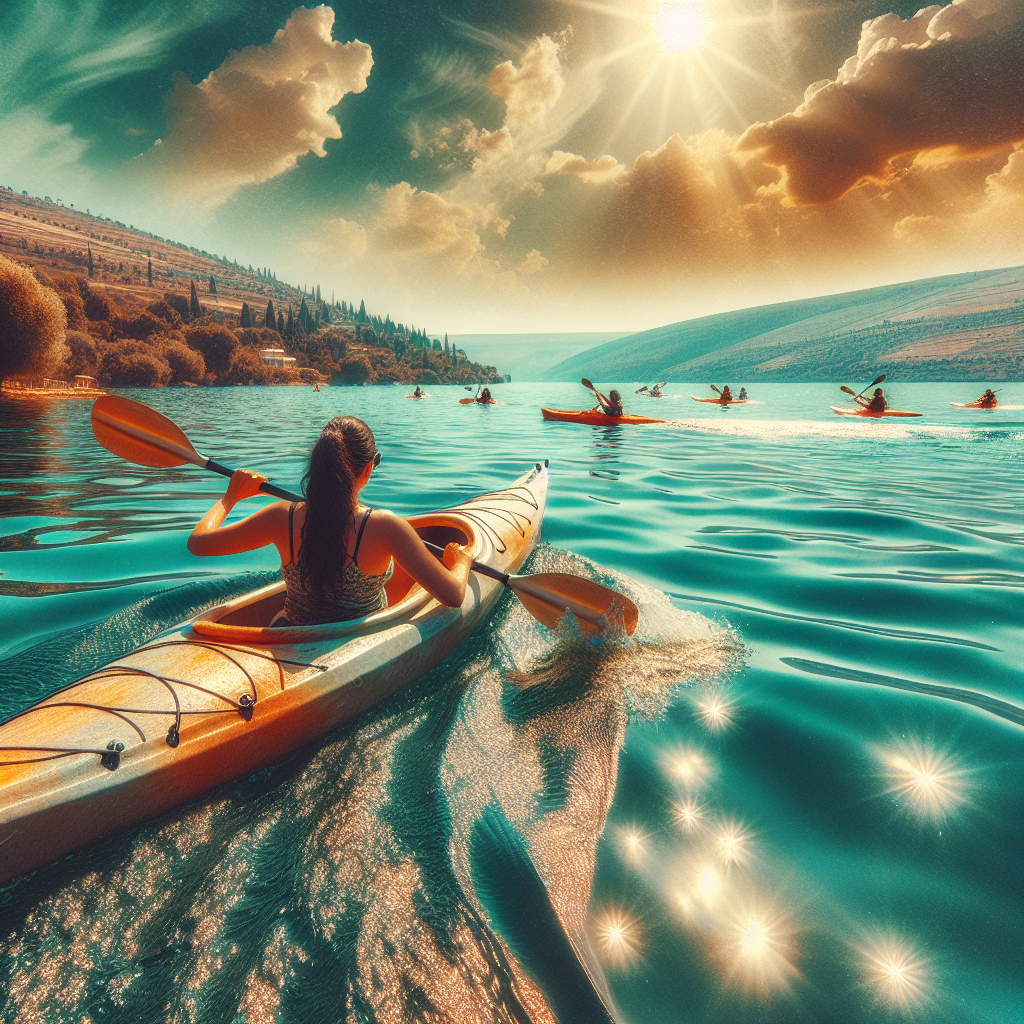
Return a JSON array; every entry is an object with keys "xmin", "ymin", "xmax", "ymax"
[{"xmin": 0, "ymin": 463, "xmax": 549, "ymax": 884}]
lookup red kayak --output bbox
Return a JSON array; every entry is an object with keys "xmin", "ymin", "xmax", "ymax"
[
  {"xmin": 690, "ymin": 396, "xmax": 747, "ymax": 404},
  {"xmin": 830, "ymin": 406, "xmax": 922, "ymax": 418},
  {"xmin": 541, "ymin": 407, "xmax": 665, "ymax": 426},
  {"xmin": 950, "ymin": 402, "xmax": 997, "ymax": 409}
]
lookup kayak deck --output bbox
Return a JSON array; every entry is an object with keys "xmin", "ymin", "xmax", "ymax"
[
  {"xmin": 690, "ymin": 396, "xmax": 747, "ymax": 404},
  {"xmin": 541, "ymin": 407, "xmax": 664, "ymax": 425},
  {"xmin": 0, "ymin": 463, "xmax": 548, "ymax": 884}
]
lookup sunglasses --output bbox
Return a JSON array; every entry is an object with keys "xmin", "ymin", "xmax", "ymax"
[{"xmin": 369, "ymin": 450, "xmax": 382, "ymax": 469}]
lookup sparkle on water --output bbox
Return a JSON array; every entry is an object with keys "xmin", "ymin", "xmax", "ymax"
[
  {"xmin": 858, "ymin": 935, "xmax": 931, "ymax": 1010},
  {"xmin": 876, "ymin": 738, "xmax": 969, "ymax": 820}
]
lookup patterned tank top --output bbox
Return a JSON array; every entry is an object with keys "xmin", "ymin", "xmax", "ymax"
[{"xmin": 280, "ymin": 504, "xmax": 393, "ymax": 626}]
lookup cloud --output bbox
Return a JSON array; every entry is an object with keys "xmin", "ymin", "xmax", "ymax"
[
  {"xmin": 738, "ymin": 0, "xmax": 1024, "ymax": 203},
  {"xmin": 486, "ymin": 34, "xmax": 565, "ymax": 132},
  {"xmin": 133, "ymin": 5, "xmax": 372, "ymax": 210},
  {"xmin": 544, "ymin": 151, "xmax": 625, "ymax": 183}
]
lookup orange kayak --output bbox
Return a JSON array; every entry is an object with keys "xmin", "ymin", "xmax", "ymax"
[
  {"xmin": 830, "ymin": 406, "xmax": 922, "ymax": 418},
  {"xmin": 690, "ymin": 396, "xmax": 747, "ymax": 404},
  {"xmin": 541, "ymin": 407, "xmax": 664, "ymax": 425},
  {"xmin": 950, "ymin": 402, "xmax": 997, "ymax": 409},
  {"xmin": 0, "ymin": 463, "xmax": 548, "ymax": 885}
]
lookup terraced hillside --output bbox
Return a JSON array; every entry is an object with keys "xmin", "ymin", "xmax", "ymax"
[{"xmin": 545, "ymin": 267, "xmax": 1024, "ymax": 382}]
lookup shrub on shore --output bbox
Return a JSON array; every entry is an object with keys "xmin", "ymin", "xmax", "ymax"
[{"xmin": 0, "ymin": 253, "xmax": 69, "ymax": 387}]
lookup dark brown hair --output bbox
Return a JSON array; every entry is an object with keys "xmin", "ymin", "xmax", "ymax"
[{"xmin": 299, "ymin": 416, "xmax": 377, "ymax": 600}]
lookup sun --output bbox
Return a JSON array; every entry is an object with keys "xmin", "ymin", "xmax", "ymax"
[{"xmin": 653, "ymin": 1, "xmax": 708, "ymax": 53}]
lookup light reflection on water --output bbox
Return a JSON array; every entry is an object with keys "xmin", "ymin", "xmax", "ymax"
[{"xmin": 1, "ymin": 382, "xmax": 1022, "ymax": 1023}]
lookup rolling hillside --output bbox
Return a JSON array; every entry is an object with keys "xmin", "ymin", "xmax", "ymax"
[{"xmin": 545, "ymin": 268, "xmax": 1024, "ymax": 382}]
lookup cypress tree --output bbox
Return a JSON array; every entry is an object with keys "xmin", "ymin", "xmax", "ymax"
[
  {"xmin": 286, "ymin": 305, "xmax": 294, "ymax": 338},
  {"xmin": 264, "ymin": 298, "xmax": 275, "ymax": 329},
  {"xmin": 277, "ymin": 310, "xmax": 285, "ymax": 333},
  {"xmin": 240, "ymin": 301, "xmax": 252, "ymax": 327},
  {"xmin": 358, "ymin": 299, "xmax": 366, "ymax": 321},
  {"xmin": 87, "ymin": 244, "xmax": 94, "ymax": 278},
  {"xmin": 147, "ymin": 258, "xmax": 152, "ymax": 287},
  {"xmin": 189, "ymin": 279, "xmax": 201, "ymax": 319},
  {"xmin": 209, "ymin": 274, "xmax": 217, "ymax": 295},
  {"xmin": 422, "ymin": 346, "xmax": 429, "ymax": 369},
  {"xmin": 316, "ymin": 284, "xmax": 321, "ymax": 303}
]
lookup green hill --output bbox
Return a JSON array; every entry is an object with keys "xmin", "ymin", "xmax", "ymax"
[{"xmin": 544, "ymin": 267, "xmax": 1024, "ymax": 382}]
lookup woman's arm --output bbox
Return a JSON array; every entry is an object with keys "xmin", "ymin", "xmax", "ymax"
[
  {"xmin": 375, "ymin": 512, "xmax": 472, "ymax": 607},
  {"xmin": 187, "ymin": 469, "xmax": 288, "ymax": 559}
]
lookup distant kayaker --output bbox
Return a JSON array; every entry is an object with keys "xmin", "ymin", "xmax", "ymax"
[
  {"xmin": 720, "ymin": 386, "xmax": 733, "ymax": 402},
  {"xmin": 650, "ymin": 384, "xmax": 663, "ymax": 397},
  {"xmin": 413, "ymin": 385, "xmax": 424, "ymax": 397},
  {"xmin": 593, "ymin": 387, "xmax": 624, "ymax": 417},
  {"xmin": 188, "ymin": 416, "xmax": 473, "ymax": 625},
  {"xmin": 977, "ymin": 389, "xmax": 998, "ymax": 408},
  {"xmin": 856, "ymin": 388, "xmax": 887, "ymax": 413},
  {"xmin": 738, "ymin": 387, "xmax": 747, "ymax": 401},
  {"xmin": 478, "ymin": 387, "xmax": 493, "ymax": 404}
]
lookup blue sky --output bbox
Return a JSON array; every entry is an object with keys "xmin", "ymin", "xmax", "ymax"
[{"xmin": 1, "ymin": 0, "xmax": 1021, "ymax": 332}]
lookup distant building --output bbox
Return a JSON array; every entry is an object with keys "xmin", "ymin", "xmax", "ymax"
[
  {"xmin": 74, "ymin": 375, "xmax": 99, "ymax": 389},
  {"xmin": 259, "ymin": 348, "xmax": 296, "ymax": 368}
]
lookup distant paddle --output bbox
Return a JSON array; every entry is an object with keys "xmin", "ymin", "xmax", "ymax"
[
  {"xmin": 710, "ymin": 384, "xmax": 722, "ymax": 395},
  {"xmin": 841, "ymin": 374, "xmax": 886, "ymax": 399},
  {"xmin": 635, "ymin": 386, "xmax": 649, "ymax": 394},
  {"xmin": 90, "ymin": 395, "xmax": 638, "ymax": 636}
]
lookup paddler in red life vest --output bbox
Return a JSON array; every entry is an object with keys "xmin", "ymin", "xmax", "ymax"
[
  {"xmin": 477, "ymin": 387, "xmax": 493, "ymax": 404},
  {"xmin": 976, "ymin": 389, "xmax": 998, "ymax": 408},
  {"xmin": 856, "ymin": 388, "xmax": 888, "ymax": 412},
  {"xmin": 593, "ymin": 387, "xmax": 624, "ymax": 417},
  {"xmin": 720, "ymin": 385, "xmax": 733, "ymax": 402}
]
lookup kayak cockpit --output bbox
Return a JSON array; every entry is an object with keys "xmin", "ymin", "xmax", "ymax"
[{"xmin": 191, "ymin": 519, "xmax": 475, "ymax": 643}]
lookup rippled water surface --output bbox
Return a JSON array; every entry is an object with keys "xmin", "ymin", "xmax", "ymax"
[{"xmin": 1, "ymin": 382, "xmax": 1022, "ymax": 1023}]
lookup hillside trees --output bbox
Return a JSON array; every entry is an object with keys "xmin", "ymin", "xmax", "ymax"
[
  {"xmin": 240, "ymin": 301, "xmax": 252, "ymax": 328},
  {"xmin": 264, "ymin": 299, "xmax": 275, "ymax": 329},
  {"xmin": 0, "ymin": 253, "xmax": 69, "ymax": 387},
  {"xmin": 189, "ymin": 280, "xmax": 201, "ymax": 319}
]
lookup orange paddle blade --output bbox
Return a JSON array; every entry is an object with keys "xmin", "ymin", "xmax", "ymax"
[
  {"xmin": 459, "ymin": 397, "xmax": 478, "ymax": 404},
  {"xmin": 508, "ymin": 572, "xmax": 639, "ymax": 636},
  {"xmin": 91, "ymin": 395, "xmax": 206, "ymax": 469}
]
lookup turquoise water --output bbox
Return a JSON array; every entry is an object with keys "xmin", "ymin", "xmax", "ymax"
[{"xmin": 1, "ymin": 382, "xmax": 1022, "ymax": 1023}]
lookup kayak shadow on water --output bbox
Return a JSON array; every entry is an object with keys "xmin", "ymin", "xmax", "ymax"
[{"xmin": 0, "ymin": 545, "xmax": 740, "ymax": 1023}]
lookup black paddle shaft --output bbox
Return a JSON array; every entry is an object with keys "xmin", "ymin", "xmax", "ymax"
[{"xmin": 205, "ymin": 459, "xmax": 303, "ymax": 502}]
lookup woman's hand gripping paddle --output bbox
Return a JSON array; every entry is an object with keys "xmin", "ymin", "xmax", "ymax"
[{"xmin": 90, "ymin": 395, "xmax": 639, "ymax": 636}]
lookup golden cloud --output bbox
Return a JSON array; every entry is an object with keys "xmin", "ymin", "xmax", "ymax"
[
  {"xmin": 135, "ymin": 5, "xmax": 372, "ymax": 209},
  {"xmin": 738, "ymin": 0, "xmax": 1024, "ymax": 203},
  {"xmin": 487, "ymin": 34, "xmax": 565, "ymax": 132},
  {"xmin": 544, "ymin": 151, "xmax": 625, "ymax": 183}
]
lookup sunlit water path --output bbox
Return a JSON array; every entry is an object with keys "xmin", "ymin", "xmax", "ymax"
[{"xmin": 1, "ymin": 382, "xmax": 1021, "ymax": 1023}]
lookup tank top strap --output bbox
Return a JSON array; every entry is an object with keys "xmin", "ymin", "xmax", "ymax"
[{"xmin": 353, "ymin": 508, "xmax": 373, "ymax": 565}]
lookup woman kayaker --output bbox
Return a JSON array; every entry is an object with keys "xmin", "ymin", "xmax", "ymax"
[
  {"xmin": 720, "ymin": 386, "xmax": 733, "ymax": 402},
  {"xmin": 187, "ymin": 416, "xmax": 473, "ymax": 625},
  {"xmin": 650, "ymin": 383, "xmax": 663, "ymax": 397},
  {"xmin": 856, "ymin": 388, "xmax": 887, "ymax": 413},
  {"xmin": 592, "ymin": 387, "xmax": 624, "ymax": 417},
  {"xmin": 976, "ymin": 389, "xmax": 998, "ymax": 408},
  {"xmin": 413, "ymin": 385, "xmax": 424, "ymax": 398},
  {"xmin": 477, "ymin": 387, "xmax": 493, "ymax": 404},
  {"xmin": 738, "ymin": 387, "xmax": 747, "ymax": 401}
]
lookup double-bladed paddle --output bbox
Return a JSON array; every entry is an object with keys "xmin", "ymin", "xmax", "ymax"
[
  {"xmin": 635, "ymin": 386, "xmax": 649, "ymax": 394},
  {"xmin": 841, "ymin": 374, "xmax": 886, "ymax": 399},
  {"xmin": 90, "ymin": 395, "xmax": 638, "ymax": 636}
]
